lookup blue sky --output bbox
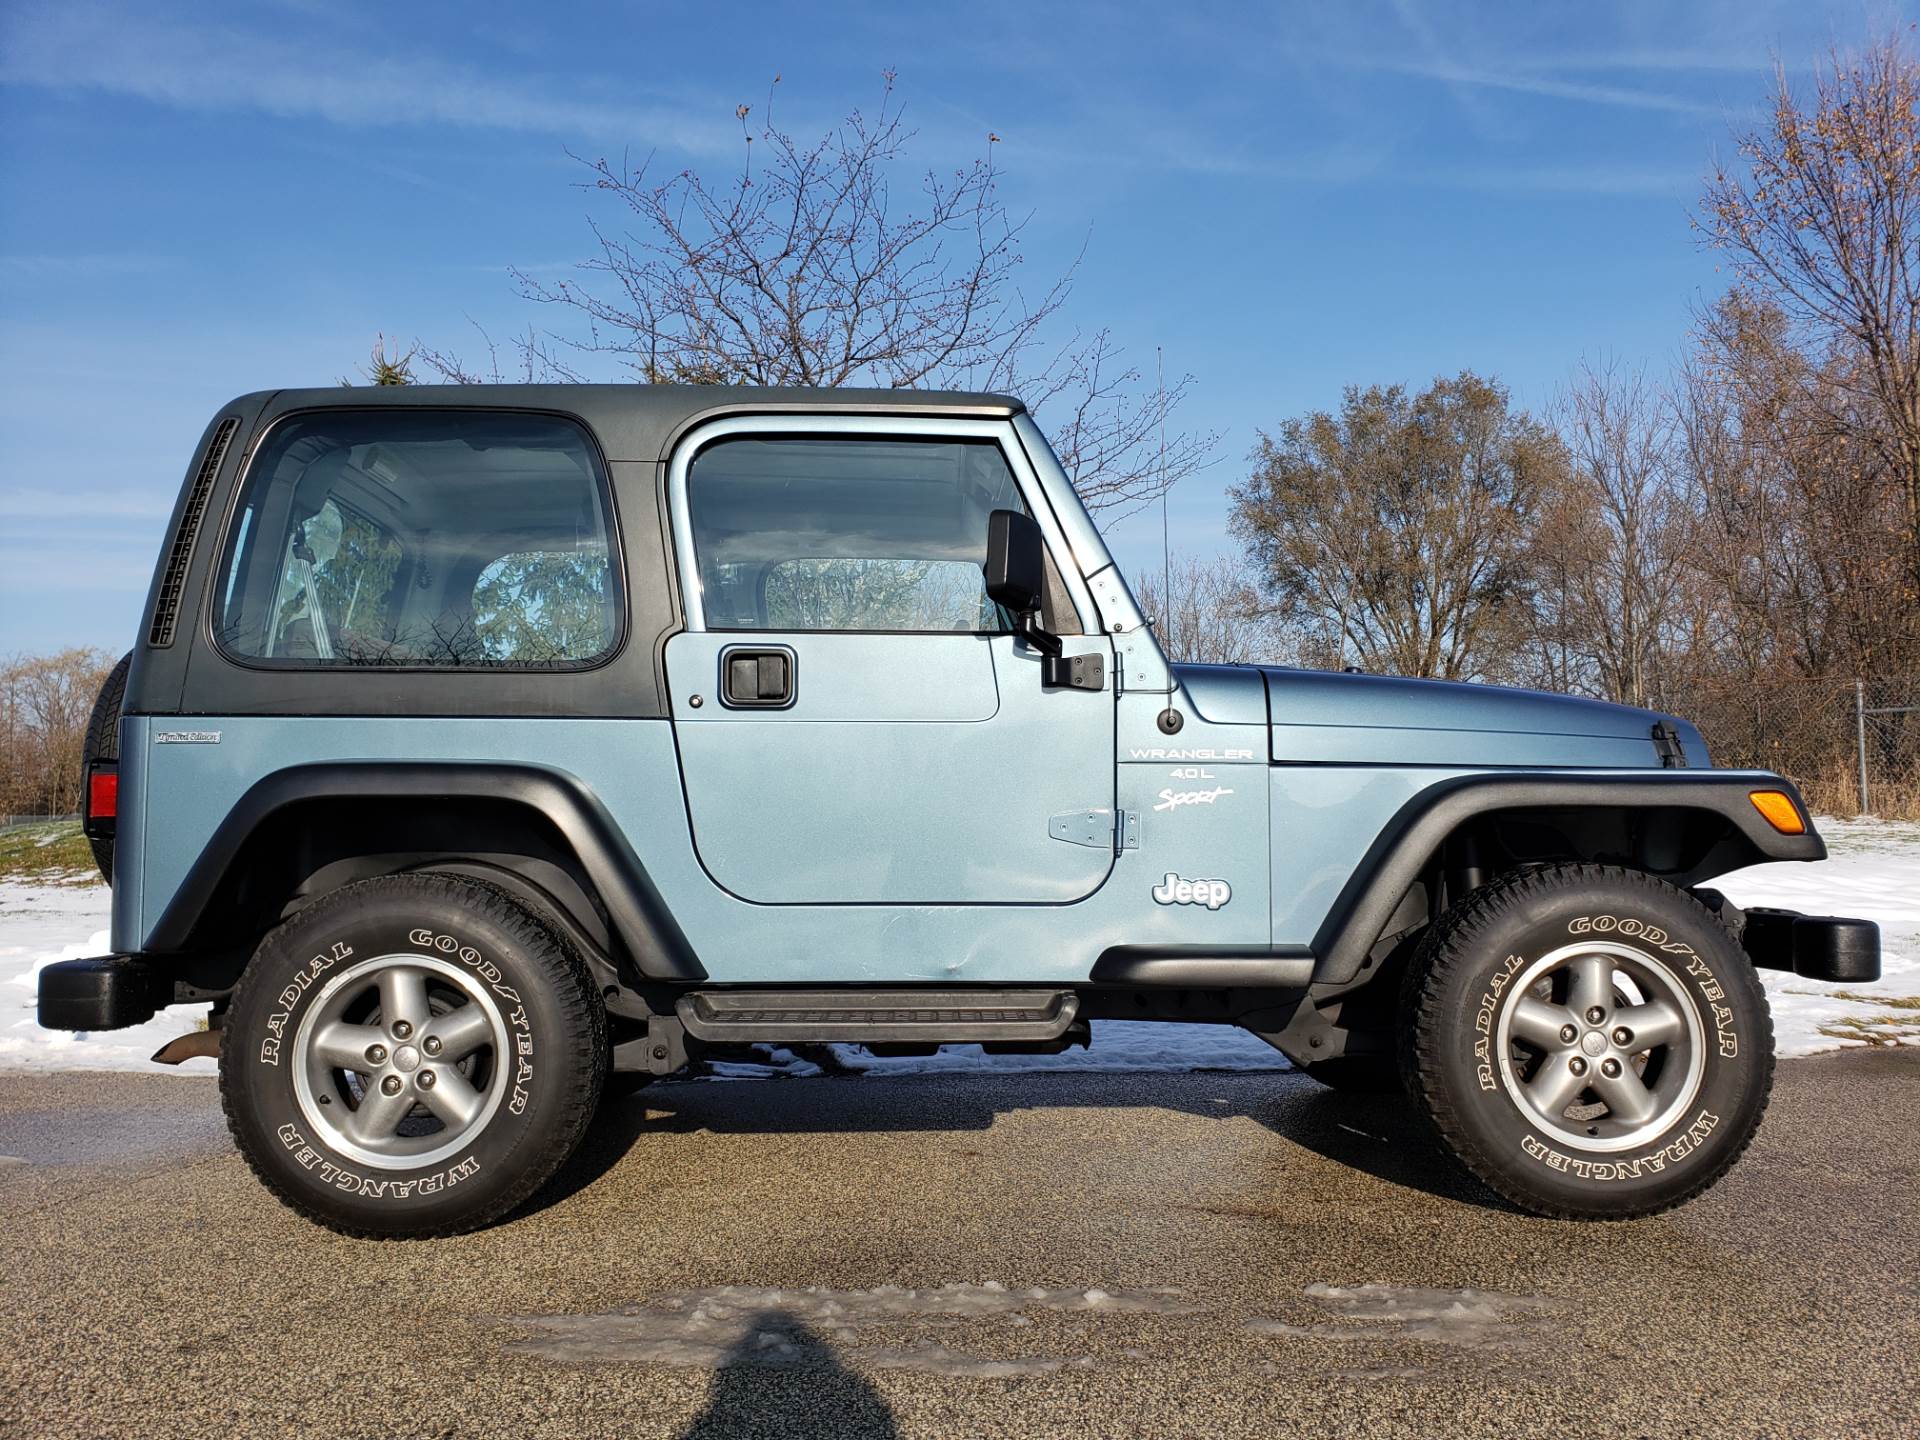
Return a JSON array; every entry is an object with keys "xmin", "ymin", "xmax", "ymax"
[{"xmin": 0, "ymin": 0, "xmax": 1906, "ymax": 654}]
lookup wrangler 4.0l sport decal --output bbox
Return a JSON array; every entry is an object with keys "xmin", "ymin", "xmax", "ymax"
[{"xmin": 1154, "ymin": 785, "xmax": 1234, "ymax": 812}]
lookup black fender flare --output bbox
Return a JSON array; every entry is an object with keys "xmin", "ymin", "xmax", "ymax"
[
  {"xmin": 1309, "ymin": 770, "xmax": 1824, "ymax": 986},
  {"xmin": 146, "ymin": 761, "xmax": 705, "ymax": 981}
]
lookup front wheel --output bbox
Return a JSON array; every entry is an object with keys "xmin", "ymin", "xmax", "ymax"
[
  {"xmin": 221, "ymin": 874, "xmax": 606, "ymax": 1237},
  {"xmin": 1401, "ymin": 864, "xmax": 1773, "ymax": 1219}
]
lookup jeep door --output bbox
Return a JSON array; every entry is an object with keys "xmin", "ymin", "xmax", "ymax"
[{"xmin": 662, "ymin": 417, "xmax": 1116, "ymax": 905}]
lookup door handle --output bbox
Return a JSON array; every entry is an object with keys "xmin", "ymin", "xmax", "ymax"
[{"xmin": 720, "ymin": 645, "xmax": 795, "ymax": 709}]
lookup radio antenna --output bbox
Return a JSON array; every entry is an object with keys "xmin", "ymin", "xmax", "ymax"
[{"xmin": 1157, "ymin": 346, "xmax": 1171, "ymax": 665}]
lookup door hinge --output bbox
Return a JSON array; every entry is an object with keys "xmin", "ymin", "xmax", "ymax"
[
  {"xmin": 1048, "ymin": 808, "xmax": 1138, "ymax": 852},
  {"xmin": 1042, "ymin": 652, "xmax": 1105, "ymax": 691}
]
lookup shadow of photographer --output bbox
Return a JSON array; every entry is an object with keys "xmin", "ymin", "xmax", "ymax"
[{"xmin": 679, "ymin": 1310, "xmax": 899, "ymax": 1440}]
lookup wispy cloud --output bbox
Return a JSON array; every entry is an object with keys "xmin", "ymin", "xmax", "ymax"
[
  {"xmin": 1387, "ymin": 0, "xmax": 1506, "ymax": 138},
  {"xmin": 0, "ymin": 253, "xmax": 174, "ymax": 279},
  {"xmin": 0, "ymin": 1, "xmax": 739, "ymax": 154},
  {"xmin": 0, "ymin": 486, "xmax": 175, "ymax": 520},
  {"xmin": 1415, "ymin": 163, "xmax": 1702, "ymax": 197},
  {"xmin": 1366, "ymin": 57, "xmax": 1732, "ymax": 119},
  {"xmin": 454, "ymin": 258, "xmax": 596, "ymax": 277},
  {"xmin": 0, "ymin": 543, "xmax": 155, "ymax": 593}
]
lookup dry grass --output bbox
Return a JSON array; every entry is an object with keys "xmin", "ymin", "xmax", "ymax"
[
  {"xmin": 1832, "ymin": 991, "xmax": 1920, "ymax": 1010},
  {"xmin": 0, "ymin": 822, "xmax": 98, "ymax": 885},
  {"xmin": 1794, "ymin": 760, "xmax": 1920, "ymax": 822},
  {"xmin": 1817, "ymin": 1014, "xmax": 1920, "ymax": 1045}
]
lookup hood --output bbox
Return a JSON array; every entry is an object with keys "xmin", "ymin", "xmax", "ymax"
[{"xmin": 1174, "ymin": 664, "xmax": 1705, "ymax": 769}]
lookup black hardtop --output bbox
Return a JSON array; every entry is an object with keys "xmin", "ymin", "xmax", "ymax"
[
  {"xmin": 124, "ymin": 383, "xmax": 1025, "ymax": 720},
  {"xmin": 237, "ymin": 383, "xmax": 1026, "ymax": 462}
]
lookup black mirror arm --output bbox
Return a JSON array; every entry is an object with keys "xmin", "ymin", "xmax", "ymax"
[{"xmin": 1014, "ymin": 608, "xmax": 1063, "ymax": 657}]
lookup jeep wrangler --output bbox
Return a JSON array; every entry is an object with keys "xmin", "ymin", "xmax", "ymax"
[{"xmin": 41, "ymin": 385, "xmax": 1881, "ymax": 1236}]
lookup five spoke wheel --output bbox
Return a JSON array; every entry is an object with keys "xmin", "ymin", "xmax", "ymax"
[
  {"xmin": 292, "ymin": 954, "xmax": 510, "ymax": 1169},
  {"xmin": 1495, "ymin": 941, "xmax": 1705, "ymax": 1153}
]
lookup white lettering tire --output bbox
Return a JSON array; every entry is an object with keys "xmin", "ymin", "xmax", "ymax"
[
  {"xmin": 1400, "ymin": 864, "xmax": 1773, "ymax": 1218},
  {"xmin": 220, "ymin": 874, "xmax": 606, "ymax": 1237}
]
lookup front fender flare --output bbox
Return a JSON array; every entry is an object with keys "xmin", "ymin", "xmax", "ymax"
[{"xmin": 1310, "ymin": 770, "xmax": 1823, "ymax": 986}]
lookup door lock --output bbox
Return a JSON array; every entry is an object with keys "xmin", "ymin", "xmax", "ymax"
[{"xmin": 720, "ymin": 646, "xmax": 795, "ymax": 708}]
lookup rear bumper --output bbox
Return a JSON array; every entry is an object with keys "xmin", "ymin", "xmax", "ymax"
[
  {"xmin": 37, "ymin": 954, "xmax": 170, "ymax": 1031},
  {"xmin": 1738, "ymin": 907, "xmax": 1881, "ymax": 983}
]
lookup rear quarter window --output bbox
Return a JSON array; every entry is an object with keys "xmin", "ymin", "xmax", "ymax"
[{"xmin": 212, "ymin": 410, "xmax": 621, "ymax": 669}]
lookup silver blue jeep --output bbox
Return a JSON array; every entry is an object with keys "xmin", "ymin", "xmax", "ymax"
[{"xmin": 41, "ymin": 385, "xmax": 1881, "ymax": 1236}]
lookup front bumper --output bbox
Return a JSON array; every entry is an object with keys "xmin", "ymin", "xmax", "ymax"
[
  {"xmin": 37, "ymin": 954, "xmax": 170, "ymax": 1031},
  {"xmin": 1737, "ymin": 907, "xmax": 1881, "ymax": 983}
]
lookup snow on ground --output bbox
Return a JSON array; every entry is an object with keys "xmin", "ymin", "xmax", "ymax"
[
  {"xmin": 2, "ymin": 817, "xmax": 1915, "ymax": 1076},
  {"xmin": 1710, "ymin": 816, "xmax": 1920, "ymax": 1057},
  {"xmin": 0, "ymin": 879, "xmax": 213, "ymax": 1073}
]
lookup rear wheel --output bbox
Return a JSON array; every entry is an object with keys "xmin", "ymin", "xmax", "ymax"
[
  {"xmin": 81, "ymin": 651, "xmax": 131, "ymax": 882},
  {"xmin": 1401, "ymin": 864, "xmax": 1772, "ymax": 1219},
  {"xmin": 221, "ymin": 873, "xmax": 606, "ymax": 1237}
]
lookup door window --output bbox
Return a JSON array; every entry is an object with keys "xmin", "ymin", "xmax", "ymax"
[{"xmin": 686, "ymin": 437, "xmax": 1036, "ymax": 633}]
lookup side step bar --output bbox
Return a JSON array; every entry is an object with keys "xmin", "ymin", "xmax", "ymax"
[{"xmin": 675, "ymin": 988, "xmax": 1080, "ymax": 1043}]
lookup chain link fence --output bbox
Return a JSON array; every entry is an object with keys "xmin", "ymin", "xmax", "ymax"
[{"xmin": 1655, "ymin": 675, "xmax": 1920, "ymax": 820}]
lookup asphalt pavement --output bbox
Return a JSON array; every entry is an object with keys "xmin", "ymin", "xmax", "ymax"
[{"xmin": 2, "ymin": 1049, "xmax": 1916, "ymax": 1439}]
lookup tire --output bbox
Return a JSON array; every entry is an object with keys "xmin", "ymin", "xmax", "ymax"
[
  {"xmin": 1401, "ymin": 863, "xmax": 1773, "ymax": 1220},
  {"xmin": 221, "ymin": 873, "xmax": 607, "ymax": 1237},
  {"xmin": 1298, "ymin": 1054, "xmax": 1403, "ymax": 1094},
  {"xmin": 82, "ymin": 651, "xmax": 132, "ymax": 883}
]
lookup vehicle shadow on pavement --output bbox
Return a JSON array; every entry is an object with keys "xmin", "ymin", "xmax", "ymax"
[
  {"xmin": 678, "ymin": 1311, "xmax": 899, "ymax": 1440},
  {"xmin": 529, "ymin": 1071, "xmax": 1510, "ymax": 1219}
]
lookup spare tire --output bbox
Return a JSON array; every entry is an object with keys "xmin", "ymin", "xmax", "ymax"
[{"xmin": 82, "ymin": 651, "xmax": 132, "ymax": 884}]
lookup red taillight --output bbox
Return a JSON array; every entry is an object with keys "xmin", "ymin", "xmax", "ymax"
[{"xmin": 88, "ymin": 768, "xmax": 118, "ymax": 821}]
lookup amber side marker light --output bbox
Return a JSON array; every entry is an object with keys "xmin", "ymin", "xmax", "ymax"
[{"xmin": 1750, "ymin": 790, "xmax": 1807, "ymax": 835}]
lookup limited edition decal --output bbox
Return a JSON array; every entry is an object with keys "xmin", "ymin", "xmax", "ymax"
[
  {"xmin": 1152, "ymin": 873, "xmax": 1232, "ymax": 909},
  {"xmin": 155, "ymin": 729, "xmax": 222, "ymax": 745}
]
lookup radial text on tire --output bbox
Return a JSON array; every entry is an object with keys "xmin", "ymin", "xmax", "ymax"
[
  {"xmin": 220, "ymin": 873, "xmax": 607, "ymax": 1237},
  {"xmin": 1400, "ymin": 863, "xmax": 1773, "ymax": 1219}
]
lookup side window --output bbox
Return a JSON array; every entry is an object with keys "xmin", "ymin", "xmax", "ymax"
[
  {"xmin": 215, "ymin": 411, "xmax": 620, "ymax": 668},
  {"xmin": 472, "ymin": 548, "xmax": 615, "ymax": 663},
  {"xmin": 687, "ymin": 436, "xmax": 1051, "ymax": 633}
]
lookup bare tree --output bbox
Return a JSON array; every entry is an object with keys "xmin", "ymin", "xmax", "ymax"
[
  {"xmin": 1132, "ymin": 553, "xmax": 1285, "ymax": 666},
  {"xmin": 1230, "ymin": 372, "xmax": 1567, "ymax": 681},
  {"xmin": 0, "ymin": 649, "xmax": 113, "ymax": 818},
  {"xmin": 422, "ymin": 74, "xmax": 1214, "ymax": 517},
  {"xmin": 1699, "ymin": 34, "xmax": 1920, "ymax": 592},
  {"xmin": 1529, "ymin": 359, "xmax": 1693, "ymax": 706},
  {"xmin": 1677, "ymin": 292, "xmax": 1917, "ymax": 681}
]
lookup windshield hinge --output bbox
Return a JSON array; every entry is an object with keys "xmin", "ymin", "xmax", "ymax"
[{"xmin": 1651, "ymin": 721, "xmax": 1689, "ymax": 769}]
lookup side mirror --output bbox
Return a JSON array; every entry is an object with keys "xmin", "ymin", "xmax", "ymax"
[
  {"xmin": 982, "ymin": 508, "xmax": 1101, "ymax": 691},
  {"xmin": 984, "ymin": 508, "xmax": 1045, "ymax": 616}
]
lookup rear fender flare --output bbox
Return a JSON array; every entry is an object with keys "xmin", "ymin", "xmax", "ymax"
[{"xmin": 146, "ymin": 762, "xmax": 704, "ymax": 982}]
